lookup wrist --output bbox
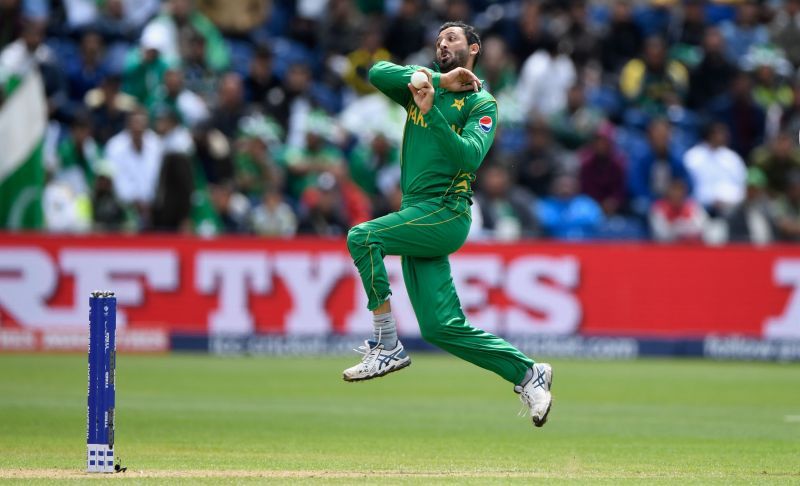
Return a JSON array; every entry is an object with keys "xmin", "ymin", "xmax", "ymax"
[{"xmin": 431, "ymin": 72, "xmax": 441, "ymax": 90}]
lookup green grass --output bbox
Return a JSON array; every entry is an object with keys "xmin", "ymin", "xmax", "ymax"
[{"xmin": 0, "ymin": 354, "xmax": 798, "ymax": 484}]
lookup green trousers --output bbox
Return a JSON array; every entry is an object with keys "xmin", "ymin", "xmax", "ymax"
[{"xmin": 346, "ymin": 195, "xmax": 535, "ymax": 385}]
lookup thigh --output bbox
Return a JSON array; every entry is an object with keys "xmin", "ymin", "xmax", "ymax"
[{"xmin": 358, "ymin": 199, "xmax": 471, "ymax": 258}]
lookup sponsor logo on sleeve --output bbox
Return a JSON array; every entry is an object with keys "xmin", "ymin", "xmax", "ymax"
[{"xmin": 479, "ymin": 116, "xmax": 493, "ymax": 133}]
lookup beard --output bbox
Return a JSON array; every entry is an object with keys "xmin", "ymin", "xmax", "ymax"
[{"xmin": 437, "ymin": 47, "xmax": 469, "ymax": 72}]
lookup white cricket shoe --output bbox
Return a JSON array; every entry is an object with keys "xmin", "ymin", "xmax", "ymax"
[
  {"xmin": 514, "ymin": 362, "xmax": 553, "ymax": 427},
  {"xmin": 342, "ymin": 340, "xmax": 410, "ymax": 382}
]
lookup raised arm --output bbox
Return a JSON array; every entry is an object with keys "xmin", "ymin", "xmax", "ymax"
[
  {"xmin": 368, "ymin": 61, "xmax": 434, "ymax": 107},
  {"xmin": 425, "ymin": 99, "xmax": 497, "ymax": 172},
  {"xmin": 367, "ymin": 62, "xmax": 410, "ymax": 106}
]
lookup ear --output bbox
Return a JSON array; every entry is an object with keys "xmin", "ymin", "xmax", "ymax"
[{"xmin": 470, "ymin": 43, "xmax": 480, "ymax": 56}]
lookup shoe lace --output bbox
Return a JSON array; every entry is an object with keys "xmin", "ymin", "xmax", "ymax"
[
  {"xmin": 352, "ymin": 340, "xmax": 381, "ymax": 369},
  {"xmin": 517, "ymin": 388, "xmax": 533, "ymax": 417}
]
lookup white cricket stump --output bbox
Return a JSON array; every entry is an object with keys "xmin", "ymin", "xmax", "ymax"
[{"xmin": 87, "ymin": 444, "xmax": 114, "ymax": 473}]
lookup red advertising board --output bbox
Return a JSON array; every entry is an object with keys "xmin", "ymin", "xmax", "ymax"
[{"xmin": 1, "ymin": 233, "xmax": 799, "ymax": 341}]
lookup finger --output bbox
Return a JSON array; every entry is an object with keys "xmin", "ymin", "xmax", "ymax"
[
  {"xmin": 473, "ymin": 80, "xmax": 479, "ymax": 92},
  {"xmin": 420, "ymin": 69, "xmax": 432, "ymax": 84},
  {"xmin": 408, "ymin": 83, "xmax": 417, "ymax": 98}
]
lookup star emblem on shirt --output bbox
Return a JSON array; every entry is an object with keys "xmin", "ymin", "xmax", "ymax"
[{"xmin": 451, "ymin": 98, "xmax": 465, "ymax": 111}]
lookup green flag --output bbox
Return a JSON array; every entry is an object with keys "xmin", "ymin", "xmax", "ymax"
[{"xmin": 0, "ymin": 69, "xmax": 47, "ymax": 230}]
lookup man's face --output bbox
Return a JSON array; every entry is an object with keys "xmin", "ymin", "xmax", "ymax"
[
  {"xmin": 436, "ymin": 27, "xmax": 473, "ymax": 72},
  {"xmin": 128, "ymin": 113, "xmax": 148, "ymax": 139}
]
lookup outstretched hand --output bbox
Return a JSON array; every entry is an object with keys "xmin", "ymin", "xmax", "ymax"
[
  {"xmin": 408, "ymin": 69, "xmax": 434, "ymax": 115},
  {"xmin": 439, "ymin": 67, "xmax": 481, "ymax": 93}
]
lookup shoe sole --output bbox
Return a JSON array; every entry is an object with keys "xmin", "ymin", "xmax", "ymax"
[
  {"xmin": 342, "ymin": 358, "xmax": 411, "ymax": 382},
  {"xmin": 532, "ymin": 365, "xmax": 554, "ymax": 428}
]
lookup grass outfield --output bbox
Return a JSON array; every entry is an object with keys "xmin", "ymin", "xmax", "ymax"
[{"xmin": 0, "ymin": 354, "xmax": 798, "ymax": 484}]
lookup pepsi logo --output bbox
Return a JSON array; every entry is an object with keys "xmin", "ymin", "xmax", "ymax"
[{"xmin": 479, "ymin": 116, "xmax": 492, "ymax": 133}]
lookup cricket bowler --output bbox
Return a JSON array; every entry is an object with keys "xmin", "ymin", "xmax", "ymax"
[{"xmin": 343, "ymin": 21, "xmax": 553, "ymax": 427}]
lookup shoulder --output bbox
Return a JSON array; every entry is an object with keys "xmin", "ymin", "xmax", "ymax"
[{"xmin": 466, "ymin": 89, "xmax": 497, "ymax": 113}]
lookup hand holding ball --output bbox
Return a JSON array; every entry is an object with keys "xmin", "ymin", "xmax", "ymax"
[{"xmin": 411, "ymin": 70, "xmax": 429, "ymax": 89}]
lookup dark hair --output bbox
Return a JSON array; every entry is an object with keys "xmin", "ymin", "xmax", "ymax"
[{"xmin": 438, "ymin": 21, "xmax": 482, "ymax": 67}]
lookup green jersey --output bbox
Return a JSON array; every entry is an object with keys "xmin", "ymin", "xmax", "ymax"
[{"xmin": 368, "ymin": 61, "xmax": 497, "ymax": 202}]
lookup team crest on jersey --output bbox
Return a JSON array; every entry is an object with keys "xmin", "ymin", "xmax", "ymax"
[{"xmin": 479, "ymin": 116, "xmax": 493, "ymax": 133}]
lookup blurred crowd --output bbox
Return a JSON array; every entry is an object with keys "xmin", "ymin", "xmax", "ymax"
[{"xmin": 3, "ymin": 0, "xmax": 800, "ymax": 243}]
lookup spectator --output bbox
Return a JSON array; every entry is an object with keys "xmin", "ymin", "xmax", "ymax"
[
  {"xmin": 719, "ymin": 1, "xmax": 768, "ymax": 63},
  {"xmin": 780, "ymin": 80, "xmax": 800, "ymax": 136},
  {"xmin": 122, "ymin": 28, "xmax": 170, "ymax": 106},
  {"xmin": 628, "ymin": 118, "xmax": 692, "ymax": 217},
  {"xmin": 536, "ymin": 174, "xmax": 603, "ymax": 241},
  {"xmin": 140, "ymin": 0, "xmax": 229, "ymax": 71},
  {"xmin": 92, "ymin": 164, "xmax": 129, "ymax": 232},
  {"xmin": 244, "ymin": 46, "xmax": 280, "ymax": 106},
  {"xmin": 745, "ymin": 45, "xmax": 794, "ymax": 114},
  {"xmin": 151, "ymin": 152, "xmax": 195, "ymax": 232},
  {"xmin": 104, "ymin": 109, "xmax": 164, "ymax": 224},
  {"xmin": 0, "ymin": 20, "xmax": 67, "ymax": 118},
  {"xmin": 264, "ymin": 62, "xmax": 314, "ymax": 140},
  {"xmin": 208, "ymin": 180, "xmax": 250, "ymax": 233},
  {"xmin": 649, "ymin": 178, "xmax": 708, "ymax": 243},
  {"xmin": 683, "ymin": 122, "xmax": 747, "ymax": 216},
  {"xmin": 66, "ymin": 30, "xmax": 108, "ymax": 103},
  {"xmin": 234, "ymin": 115, "xmax": 284, "ymax": 202},
  {"xmin": 297, "ymin": 172, "xmax": 350, "ymax": 236},
  {"xmin": 384, "ymin": 0, "xmax": 426, "ymax": 62},
  {"xmin": 771, "ymin": 0, "xmax": 800, "ymax": 68},
  {"xmin": 343, "ymin": 27, "xmax": 391, "ymax": 96},
  {"xmin": 151, "ymin": 68, "xmax": 209, "ymax": 128},
  {"xmin": 192, "ymin": 121, "xmax": 233, "ymax": 184},
  {"xmin": 671, "ymin": 0, "xmax": 706, "ymax": 47},
  {"xmin": 516, "ymin": 37, "xmax": 576, "ymax": 118},
  {"xmin": 727, "ymin": 167, "xmax": 773, "ymax": 244},
  {"xmin": 687, "ymin": 28, "xmax": 737, "ymax": 112},
  {"xmin": 473, "ymin": 162, "xmax": 538, "ymax": 240},
  {"xmin": 549, "ymin": 84, "xmax": 604, "ymax": 150},
  {"xmin": 197, "ymin": 0, "xmax": 268, "ymax": 34},
  {"xmin": 181, "ymin": 31, "xmax": 219, "ymax": 102},
  {"xmin": 515, "ymin": 119, "xmax": 576, "ymax": 198},
  {"xmin": 474, "ymin": 36, "xmax": 517, "ymax": 97},
  {"xmin": 0, "ymin": 19, "xmax": 53, "ymax": 77},
  {"xmin": 284, "ymin": 117, "xmax": 346, "ymax": 199},
  {"xmin": 319, "ymin": 0, "xmax": 364, "ymax": 56},
  {"xmin": 250, "ymin": 188, "xmax": 297, "ymax": 237},
  {"xmin": 620, "ymin": 36, "xmax": 688, "ymax": 116},
  {"xmin": 84, "ymin": 74, "xmax": 137, "ymax": 146},
  {"xmin": 348, "ymin": 131, "xmax": 400, "ymax": 200},
  {"xmin": 67, "ymin": 0, "xmax": 160, "ymax": 35},
  {"xmin": 94, "ymin": 0, "xmax": 160, "ymax": 43},
  {"xmin": 54, "ymin": 112, "xmax": 101, "ymax": 195},
  {"xmin": 42, "ymin": 180, "xmax": 92, "ymax": 233},
  {"xmin": 600, "ymin": 0, "xmax": 644, "ymax": 74},
  {"xmin": 579, "ymin": 122, "xmax": 627, "ymax": 217},
  {"xmin": 334, "ymin": 168, "xmax": 372, "ymax": 227},
  {"xmin": 210, "ymin": 73, "xmax": 246, "ymax": 138},
  {"xmin": 496, "ymin": 0, "xmax": 553, "ymax": 66},
  {"xmin": 0, "ymin": 0, "xmax": 22, "ymax": 51},
  {"xmin": 556, "ymin": 0, "xmax": 599, "ymax": 69},
  {"xmin": 708, "ymin": 71, "xmax": 765, "ymax": 159},
  {"xmin": 153, "ymin": 106, "xmax": 194, "ymax": 155},
  {"xmin": 751, "ymin": 131, "xmax": 800, "ymax": 196},
  {"xmin": 772, "ymin": 170, "xmax": 800, "ymax": 242}
]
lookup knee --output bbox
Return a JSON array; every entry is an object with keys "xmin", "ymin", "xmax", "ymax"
[{"xmin": 346, "ymin": 225, "xmax": 368, "ymax": 255}]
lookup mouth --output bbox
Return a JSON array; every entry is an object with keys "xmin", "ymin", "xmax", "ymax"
[{"xmin": 440, "ymin": 51, "xmax": 451, "ymax": 63}]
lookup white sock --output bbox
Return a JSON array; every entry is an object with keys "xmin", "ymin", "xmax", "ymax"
[{"xmin": 372, "ymin": 312, "xmax": 398, "ymax": 348}]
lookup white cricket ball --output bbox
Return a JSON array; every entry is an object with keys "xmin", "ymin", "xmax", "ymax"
[{"xmin": 411, "ymin": 70, "xmax": 428, "ymax": 89}]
